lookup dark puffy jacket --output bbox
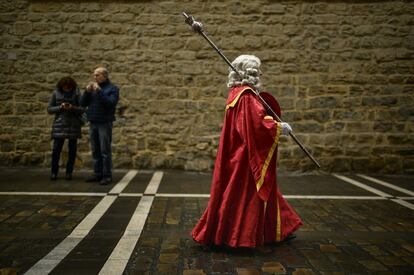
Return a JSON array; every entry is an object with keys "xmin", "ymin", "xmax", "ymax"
[
  {"xmin": 80, "ymin": 79, "xmax": 119, "ymax": 123},
  {"xmin": 48, "ymin": 88, "xmax": 84, "ymax": 139}
]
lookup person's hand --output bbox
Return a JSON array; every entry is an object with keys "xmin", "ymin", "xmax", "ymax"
[
  {"xmin": 61, "ymin": 103, "xmax": 73, "ymax": 110},
  {"xmin": 281, "ymin": 122, "xmax": 292, "ymax": 136},
  {"xmin": 92, "ymin": 82, "xmax": 101, "ymax": 92},
  {"xmin": 86, "ymin": 82, "xmax": 95, "ymax": 92}
]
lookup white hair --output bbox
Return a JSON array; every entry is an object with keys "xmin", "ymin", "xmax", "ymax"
[
  {"xmin": 227, "ymin": 55, "xmax": 262, "ymax": 90},
  {"xmin": 95, "ymin": 67, "xmax": 109, "ymax": 79}
]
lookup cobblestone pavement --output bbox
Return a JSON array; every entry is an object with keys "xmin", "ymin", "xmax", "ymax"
[{"xmin": 0, "ymin": 168, "xmax": 413, "ymax": 274}]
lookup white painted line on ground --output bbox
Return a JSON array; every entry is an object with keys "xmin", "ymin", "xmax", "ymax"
[
  {"xmin": 0, "ymin": 192, "xmax": 106, "ymax": 197},
  {"xmin": 332, "ymin": 174, "xmax": 393, "ymax": 198},
  {"xmin": 25, "ymin": 195, "xmax": 117, "ymax": 275},
  {"xmin": 99, "ymin": 171, "xmax": 163, "ymax": 275},
  {"xmin": 154, "ymin": 194, "xmax": 387, "ymax": 200},
  {"xmin": 357, "ymin": 174, "xmax": 414, "ymax": 196},
  {"xmin": 118, "ymin": 193, "xmax": 143, "ymax": 197},
  {"xmin": 24, "ymin": 259, "xmax": 62, "ymax": 275},
  {"xmin": 109, "ymin": 170, "xmax": 138, "ymax": 194},
  {"xmin": 144, "ymin": 171, "xmax": 163, "ymax": 194},
  {"xmin": 398, "ymin": 197, "xmax": 414, "ymax": 200},
  {"xmin": 0, "ymin": 192, "xmax": 392, "ymax": 200},
  {"xmin": 391, "ymin": 199, "xmax": 414, "ymax": 211},
  {"xmin": 98, "ymin": 197, "xmax": 153, "ymax": 275},
  {"xmin": 284, "ymin": 195, "xmax": 387, "ymax": 200},
  {"xmin": 156, "ymin": 193, "xmax": 211, "ymax": 198},
  {"xmin": 334, "ymin": 174, "xmax": 414, "ymax": 211},
  {"xmin": 25, "ymin": 170, "xmax": 138, "ymax": 275}
]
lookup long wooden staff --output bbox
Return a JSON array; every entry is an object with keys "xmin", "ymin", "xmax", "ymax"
[{"xmin": 183, "ymin": 12, "xmax": 321, "ymax": 169}]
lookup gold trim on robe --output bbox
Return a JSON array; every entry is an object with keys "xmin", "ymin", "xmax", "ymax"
[
  {"xmin": 255, "ymin": 122, "xmax": 282, "ymax": 192},
  {"xmin": 276, "ymin": 198, "xmax": 281, "ymax": 241},
  {"xmin": 225, "ymin": 87, "xmax": 252, "ymax": 110}
]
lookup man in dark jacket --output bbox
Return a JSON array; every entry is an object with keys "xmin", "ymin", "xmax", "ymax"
[{"xmin": 80, "ymin": 67, "xmax": 119, "ymax": 185}]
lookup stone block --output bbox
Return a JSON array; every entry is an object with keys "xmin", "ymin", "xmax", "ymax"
[
  {"xmin": 79, "ymin": 2, "xmax": 101, "ymax": 12},
  {"xmin": 309, "ymin": 96, "xmax": 338, "ymax": 109},
  {"xmin": 292, "ymin": 268, "xmax": 316, "ymax": 275},
  {"xmin": 184, "ymin": 158, "xmax": 212, "ymax": 171},
  {"xmin": 236, "ymin": 268, "xmax": 260, "ymax": 275},
  {"xmin": 262, "ymin": 3, "xmax": 285, "ymax": 14},
  {"xmin": 90, "ymin": 36, "xmax": 115, "ymax": 50},
  {"xmin": 13, "ymin": 22, "xmax": 32, "ymax": 35},
  {"xmin": 262, "ymin": 262, "xmax": 286, "ymax": 274},
  {"xmin": 0, "ymin": 102, "xmax": 13, "ymax": 115},
  {"xmin": 183, "ymin": 270, "xmax": 206, "ymax": 275},
  {"xmin": 30, "ymin": 2, "xmax": 61, "ymax": 12},
  {"xmin": 362, "ymin": 96, "xmax": 398, "ymax": 106},
  {"xmin": 311, "ymin": 37, "xmax": 330, "ymax": 50},
  {"xmin": 303, "ymin": 110, "xmax": 330, "ymax": 122}
]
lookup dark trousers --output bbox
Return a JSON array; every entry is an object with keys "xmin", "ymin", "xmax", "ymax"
[
  {"xmin": 51, "ymin": 138, "xmax": 77, "ymax": 175},
  {"xmin": 89, "ymin": 122, "xmax": 113, "ymax": 179}
]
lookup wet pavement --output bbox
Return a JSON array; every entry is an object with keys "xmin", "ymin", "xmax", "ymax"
[{"xmin": 0, "ymin": 168, "xmax": 413, "ymax": 274}]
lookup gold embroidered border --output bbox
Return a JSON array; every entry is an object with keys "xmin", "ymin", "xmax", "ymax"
[
  {"xmin": 225, "ymin": 87, "xmax": 252, "ymax": 110},
  {"xmin": 256, "ymin": 122, "xmax": 282, "ymax": 192},
  {"xmin": 276, "ymin": 198, "xmax": 281, "ymax": 241}
]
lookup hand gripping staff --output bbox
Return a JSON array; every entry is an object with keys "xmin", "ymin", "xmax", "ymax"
[{"xmin": 182, "ymin": 12, "xmax": 321, "ymax": 169}]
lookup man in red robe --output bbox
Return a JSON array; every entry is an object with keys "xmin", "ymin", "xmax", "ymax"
[{"xmin": 192, "ymin": 55, "xmax": 302, "ymax": 248}]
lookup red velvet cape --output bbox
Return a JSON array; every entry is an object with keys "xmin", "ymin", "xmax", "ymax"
[{"xmin": 192, "ymin": 85, "xmax": 302, "ymax": 248}]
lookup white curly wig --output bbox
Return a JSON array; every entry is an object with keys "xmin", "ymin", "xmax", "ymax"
[{"xmin": 227, "ymin": 54, "xmax": 262, "ymax": 90}]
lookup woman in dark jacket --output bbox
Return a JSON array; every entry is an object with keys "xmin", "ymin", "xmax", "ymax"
[{"xmin": 48, "ymin": 76, "xmax": 84, "ymax": 180}]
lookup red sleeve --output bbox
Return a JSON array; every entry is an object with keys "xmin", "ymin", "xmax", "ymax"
[{"xmin": 235, "ymin": 92, "xmax": 281, "ymax": 201}]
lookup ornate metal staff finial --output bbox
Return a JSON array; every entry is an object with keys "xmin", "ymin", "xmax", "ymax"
[{"xmin": 183, "ymin": 12, "xmax": 204, "ymax": 33}]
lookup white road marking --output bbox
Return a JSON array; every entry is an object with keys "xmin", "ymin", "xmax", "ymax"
[
  {"xmin": 99, "ymin": 171, "xmax": 163, "ymax": 275},
  {"xmin": 0, "ymin": 193, "xmax": 393, "ymax": 200},
  {"xmin": 24, "ymin": 171, "xmax": 137, "ymax": 275},
  {"xmin": 357, "ymin": 174, "xmax": 414, "ymax": 196},
  {"xmin": 284, "ymin": 195, "xmax": 387, "ymax": 200},
  {"xmin": 156, "ymin": 193, "xmax": 211, "ymax": 198},
  {"xmin": 332, "ymin": 174, "xmax": 393, "ymax": 198},
  {"xmin": 391, "ymin": 199, "xmax": 414, "ymax": 211},
  {"xmin": 144, "ymin": 171, "xmax": 163, "ymax": 194},
  {"xmin": 398, "ymin": 197, "xmax": 414, "ymax": 200},
  {"xmin": 25, "ymin": 196, "xmax": 116, "ymax": 275},
  {"xmin": 0, "ymin": 192, "xmax": 106, "ymax": 197},
  {"xmin": 118, "ymin": 193, "xmax": 143, "ymax": 197},
  {"xmin": 154, "ymin": 194, "xmax": 387, "ymax": 200},
  {"xmin": 109, "ymin": 170, "xmax": 138, "ymax": 194},
  {"xmin": 334, "ymin": 174, "xmax": 414, "ymax": 211}
]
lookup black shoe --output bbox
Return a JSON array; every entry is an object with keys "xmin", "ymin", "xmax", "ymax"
[
  {"xmin": 65, "ymin": 174, "xmax": 72, "ymax": 180},
  {"xmin": 99, "ymin": 177, "xmax": 112, "ymax": 185},
  {"xmin": 50, "ymin": 174, "xmax": 57, "ymax": 181},
  {"xmin": 85, "ymin": 176, "xmax": 102, "ymax": 182},
  {"xmin": 285, "ymin": 233, "xmax": 297, "ymax": 241}
]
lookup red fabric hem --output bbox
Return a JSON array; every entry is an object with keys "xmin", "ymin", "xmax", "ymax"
[{"xmin": 192, "ymin": 237, "xmax": 259, "ymax": 248}]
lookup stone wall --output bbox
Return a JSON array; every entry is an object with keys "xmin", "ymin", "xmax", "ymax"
[{"xmin": 0, "ymin": 0, "xmax": 413, "ymax": 173}]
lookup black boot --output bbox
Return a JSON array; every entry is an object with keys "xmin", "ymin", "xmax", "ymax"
[
  {"xmin": 50, "ymin": 174, "xmax": 57, "ymax": 181},
  {"xmin": 99, "ymin": 177, "xmax": 112, "ymax": 185},
  {"xmin": 65, "ymin": 174, "xmax": 72, "ymax": 180},
  {"xmin": 285, "ymin": 233, "xmax": 297, "ymax": 241}
]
